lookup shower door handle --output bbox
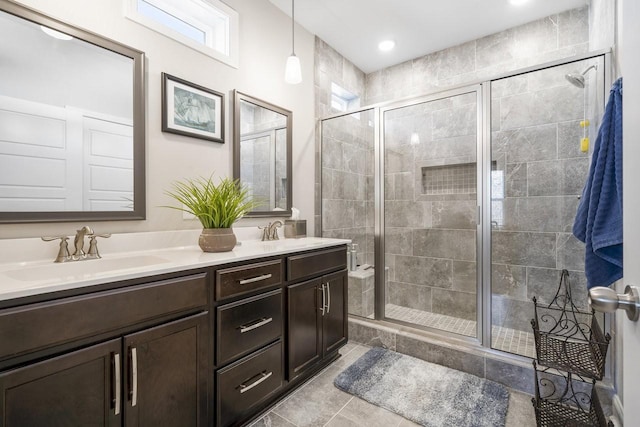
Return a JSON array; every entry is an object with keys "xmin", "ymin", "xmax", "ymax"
[{"xmin": 589, "ymin": 286, "xmax": 640, "ymax": 321}]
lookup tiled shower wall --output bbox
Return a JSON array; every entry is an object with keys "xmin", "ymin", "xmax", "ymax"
[
  {"xmin": 321, "ymin": 115, "xmax": 375, "ymax": 266},
  {"xmin": 364, "ymin": 7, "xmax": 590, "ymax": 105},
  {"xmin": 314, "ymin": 38, "xmax": 375, "ymax": 265}
]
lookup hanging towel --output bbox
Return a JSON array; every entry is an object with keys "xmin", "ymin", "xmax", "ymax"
[{"xmin": 573, "ymin": 77, "xmax": 623, "ymax": 289}]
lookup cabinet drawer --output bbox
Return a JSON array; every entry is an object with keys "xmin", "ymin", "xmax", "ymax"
[
  {"xmin": 217, "ymin": 290, "xmax": 282, "ymax": 366},
  {"xmin": 287, "ymin": 246, "xmax": 347, "ymax": 281},
  {"xmin": 0, "ymin": 273, "xmax": 208, "ymax": 361},
  {"xmin": 215, "ymin": 259, "xmax": 282, "ymax": 300},
  {"xmin": 217, "ymin": 340, "xmax": 283, "ymax": 427}
]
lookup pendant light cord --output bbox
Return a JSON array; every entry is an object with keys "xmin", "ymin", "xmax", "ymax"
[{"xmin": 291, "ymin": 0, "xmax": 295, "ymax": 55}]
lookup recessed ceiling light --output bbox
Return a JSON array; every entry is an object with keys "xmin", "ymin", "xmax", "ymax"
[
  {"xmin": 509, "ymin": 0, "xmax": 529, "ymax": 5},
  {"xmin": 378, "ymin": 40, "xmax": 395, "ymax": 52},
  {"xmin": 40, "ymin": 25, "xmax": 73, "ymax": 41}
]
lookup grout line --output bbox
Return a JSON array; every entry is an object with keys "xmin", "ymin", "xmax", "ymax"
[{"xmin": 323, "ymin": 396, "xmax": 354, "ymax": 426}]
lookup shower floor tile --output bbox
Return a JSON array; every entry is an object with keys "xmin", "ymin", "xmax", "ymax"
[{"xmin": 384, "ymin": 303, "xmax": 536, "ymax": 358}]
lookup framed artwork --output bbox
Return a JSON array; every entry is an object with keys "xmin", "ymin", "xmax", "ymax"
[{"xmin": 161, "ymin": 72, "xmax": 224, "ymax": 143}]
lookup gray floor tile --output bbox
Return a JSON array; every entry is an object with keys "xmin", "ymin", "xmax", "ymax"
[
  {"xmin": 336, "ymin": 396, "xmax": 405, "ymax": 427},
  {"xmin": 324, "ymin": 413, "xmax": 360, "ymax": 426},
  {"xmin": 397, "ymin": 418, "xmax": 421, "ymax": 427},
  {"xmin": 505, "ymin": 390, "xmax": 536, "ymax": 427},
  {"xmin": 250, "ymin": 412, "xmax": 298, "ymax": 427},
  {"xmin": 332, "ymin": 344, "xmax": 370, "ymax": 369},
  {"xmin": 272, "ymin": 366, "xmax": 353, "ymax": 427},
  {"xmin": 264, "ymin": 342, "xmax": 536, "ymax": 427}
]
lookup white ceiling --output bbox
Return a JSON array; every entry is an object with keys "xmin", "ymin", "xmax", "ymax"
[{"xmin": 268, "ymin": 0, "xmax": 588, "ymax": 73}]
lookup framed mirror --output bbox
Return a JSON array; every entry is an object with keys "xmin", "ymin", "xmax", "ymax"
[
  {"xmin": 0, "ymin": 0, "xmax": 145, "ymax": 223},
  {"xmin": 233, "ymin": 91, "xmax": 292, "ymax": 217}
]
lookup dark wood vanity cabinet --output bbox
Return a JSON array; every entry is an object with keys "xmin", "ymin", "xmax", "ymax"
[
  {"xmin": 0, "ymin": 273, "xmax": 210, "ymax": 427},
  {"xmin": 287, "ymin": 269, "xmax": 348, "ymax": 380},
  {"xmin": 214, "ymin": 245, "xmax": 348, "ymax": 426},
  {"xmin": 0, "ymin": 243, "xmax": 348, "ymax": 427}
]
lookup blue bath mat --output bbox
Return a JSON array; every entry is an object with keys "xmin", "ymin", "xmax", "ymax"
[{"xmin": 334, "ymin": 347, "xmax": 509, "ymax": 427}]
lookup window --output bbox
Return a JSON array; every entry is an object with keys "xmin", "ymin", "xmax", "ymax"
[
  {"xmin": 125, "ymin": 0, "xmax": 238, "ymax": 67},
  {"xmin": 331, "ymin": 82, "xmax": 360, "ymax": 113}
]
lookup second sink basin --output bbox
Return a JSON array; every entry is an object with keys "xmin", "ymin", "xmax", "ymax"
[{"xmin": 4, "ymin": 255, "xmax": 171, "ymax": 282}]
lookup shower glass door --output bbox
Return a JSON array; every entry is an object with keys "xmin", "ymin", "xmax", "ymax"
[
  {"xmin": 489, "ymin": 57, "xmax": 605, "ymax": 357},
  {"xmin": 382, "ymin": 87, "xmax": 481, "ymax": 338}
]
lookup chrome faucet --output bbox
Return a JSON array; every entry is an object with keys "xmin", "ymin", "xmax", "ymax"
[{"xmin": 42, "ymin": 226, "xmax": 111, "ymax": 263}]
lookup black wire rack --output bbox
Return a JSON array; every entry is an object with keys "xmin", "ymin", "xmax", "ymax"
[
  {"xmin": 531, "ymin": 361, "xmax": 612, "ymax": 427},
  {"xmin": 531, "ymin": 270, "xmax": 611, "ymax": 381}
]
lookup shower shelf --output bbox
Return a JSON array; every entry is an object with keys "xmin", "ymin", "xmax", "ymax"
[
  {"xmin": 530, "ymin": 270, "xmax": 611, "ymax": 381},
  {"xmin": 531, "ymin": 361, "xmax": 612, "ymax": 427}
]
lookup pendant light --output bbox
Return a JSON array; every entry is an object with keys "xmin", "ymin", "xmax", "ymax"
[{"xmin": 284, "ymin": 0, "xmax": 302, "ymax": 84}]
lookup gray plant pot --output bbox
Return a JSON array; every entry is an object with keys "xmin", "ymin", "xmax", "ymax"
[{"xmin": 199, "ymin": 228, "xmax": 237, "ymax": 252}]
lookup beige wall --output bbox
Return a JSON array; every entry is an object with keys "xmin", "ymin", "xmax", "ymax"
[{"xmin": 0, "ymin": 0, "xmax": 316, "ymax": 239}]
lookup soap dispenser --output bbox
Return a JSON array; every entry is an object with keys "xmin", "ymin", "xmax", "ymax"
[{"xmin": 349, "ymin": 244, "xmax": 358, "ymax": 271}]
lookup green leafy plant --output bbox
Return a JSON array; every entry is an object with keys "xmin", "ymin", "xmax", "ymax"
[{"xmin": 164, "ymin": 176, "xmax": 262, "ymax": 228}]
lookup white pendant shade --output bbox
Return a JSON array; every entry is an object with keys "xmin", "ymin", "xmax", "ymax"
[{"xmin": 285, "ymin": 54, "xmax": 302, "ymax": 84}]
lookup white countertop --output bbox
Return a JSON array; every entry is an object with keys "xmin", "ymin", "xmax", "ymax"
[{"xmin": 0, "ymin": 229, "xmax": 349, "ymax": 302}]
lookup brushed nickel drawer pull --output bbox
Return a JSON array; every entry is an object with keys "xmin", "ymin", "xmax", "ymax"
[
  {"xmin": 239, "ymin": 370, "xmax": 273, "ymax": 394},
  {"xmin": 239, "ymin": 317, "xmax": 273, "ymax": 333},
  {"xmin": 239, "ymin": 274, "xmax": 273, "ymax": 285},
  {"xmin": 113, "ymin": 352, "xmax": 121, "ymax": 415},
  {"xmin": 131, "ymin": 347, "xmax": 138, "ymax": 407},
  {"xmin": 326, "ymin": 282, "xmax": 331, "ymax": 314}
]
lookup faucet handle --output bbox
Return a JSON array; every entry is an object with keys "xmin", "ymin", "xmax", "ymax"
[
  {"xmin": 87, "ymin": 234, "xmax": 110, "ymax": 258},
  {"xmin": 42, "ymin": 235, "xmax": 68, "ymax": 242},
  {"xmin": 41, "ymin": 236, "xmax": 71, "ymax": 263}
]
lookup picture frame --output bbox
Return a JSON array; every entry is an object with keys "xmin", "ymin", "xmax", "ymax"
[{"xmin": 161, "ymin": 72, "xmax": 224, "ymax": 143}]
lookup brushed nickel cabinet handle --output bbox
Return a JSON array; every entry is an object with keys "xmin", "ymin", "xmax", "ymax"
[
  {"xmin": 320, "ymin": 284, "xmax": 326, "ymax": 315},
  {"xmin": 113, "ymin": 352, "xmax": 121, "ymax": 416},
  {"xmin": 239, "ymin": 370, "xmax": 273, "ymax": 394},
  {"xmin": 239, "ymin": 274, "xmax": 273, "ymax": 285},
  {"xmin": 326, "ymin": 282, "xmax": 331, "ymax": 314},
  {"xmin": 131, "ymin": 347, "xmax": 138, "ymax": 407},
  {"xmin": 239, "ymin": 317, "xmax": 273, "ymax": 333}
]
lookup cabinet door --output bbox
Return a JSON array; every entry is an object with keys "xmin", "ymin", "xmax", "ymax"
[
  {"xmin": 123, "ymin": 312, "xmax": 209, "ymax": 427},
  {"xmin": 0, "ymin": 338, "xmax": 121, "ymax": 427},
  {"xmin": 322, "ymin": 270, "xmax": 348, "ymax": 355},
  {"xmin": 287, "ymin": 278, "xmax": 322, "ymax": 380}
]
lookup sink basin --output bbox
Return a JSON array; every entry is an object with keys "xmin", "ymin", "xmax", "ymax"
[{"xmin": 4, "ymin": 255, "xmax": 171, "ymax": 282}]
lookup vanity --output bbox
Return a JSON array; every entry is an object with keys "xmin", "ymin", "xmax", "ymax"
[{"xmin": 0, "ymin": 234, "xmax": 349, "ymax": 427}]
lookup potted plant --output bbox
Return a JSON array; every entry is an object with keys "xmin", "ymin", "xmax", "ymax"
[{"xmin": 164, "ymin": 176, "xmax": 261, "ymax": 252}]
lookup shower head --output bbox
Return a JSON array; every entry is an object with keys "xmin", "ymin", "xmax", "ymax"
[
  {"xmin": 565, "ymin": 64, "xmax": 597, "ymax": 89},
  {"xmin": 565, "ymin": 73, "xmax": 586, "ymax": 88}
]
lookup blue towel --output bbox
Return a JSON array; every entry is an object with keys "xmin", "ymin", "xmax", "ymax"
[{"xmin": 573, "ymin": 78, "xmax": 623, "ymax": 289}]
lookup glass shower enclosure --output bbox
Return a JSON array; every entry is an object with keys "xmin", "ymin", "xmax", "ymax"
[{"xmin": 320, "ymin": 52, "xmax": 608, "ymax": 358}]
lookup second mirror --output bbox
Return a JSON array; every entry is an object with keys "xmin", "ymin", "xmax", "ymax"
[{"xmin": 233, "ymin": 91, "xmax": 292, "ymax": 216}]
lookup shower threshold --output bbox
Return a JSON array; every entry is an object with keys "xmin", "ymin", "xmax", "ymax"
[{"xmin": 382, "ymin": 303, "xmax": 536, "ymax": 358}]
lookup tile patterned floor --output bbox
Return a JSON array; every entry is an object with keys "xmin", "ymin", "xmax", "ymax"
[
  {"xmin": 249, "ymin": 343, "xmax": 537, "ymax": 427},
  {"xmin": 384, "ymin": 304, "xmax": 536, "ymax": 358}
]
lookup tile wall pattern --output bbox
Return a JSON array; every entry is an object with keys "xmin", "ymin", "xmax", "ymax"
[
  {"xmin": 314, "ymin": 37, "xmax": 367, "ymax": 238},
  {"xmin": 364, "ymin": 7, "xmax": 590, "ymax": 106}
]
